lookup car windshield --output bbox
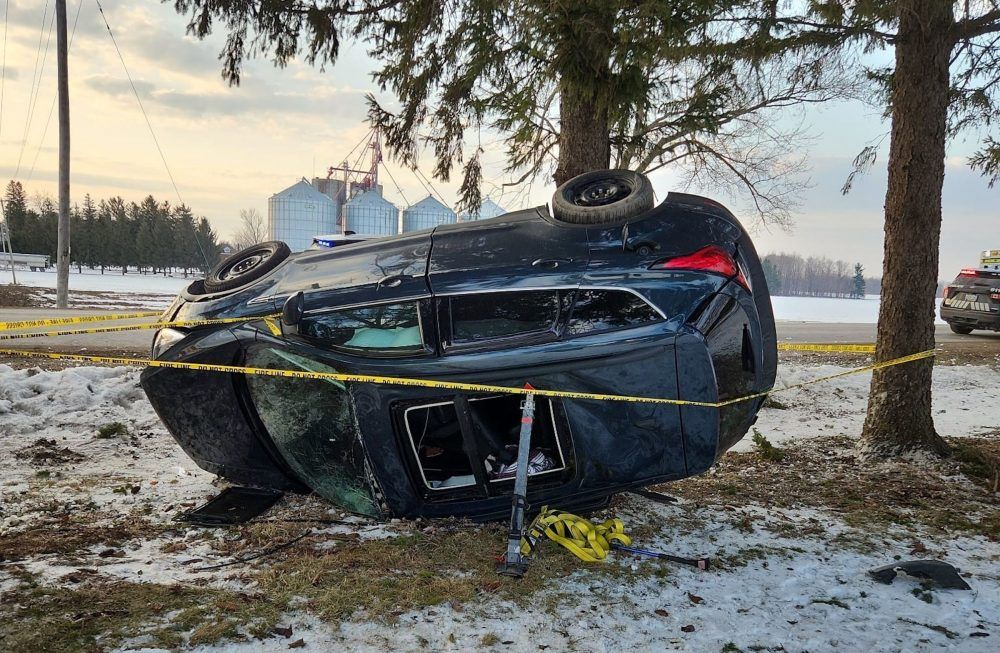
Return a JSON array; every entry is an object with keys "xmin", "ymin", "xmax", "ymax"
[{"xmin": 244, "ymin": 347, "xmax": 380, "ymax": 516}]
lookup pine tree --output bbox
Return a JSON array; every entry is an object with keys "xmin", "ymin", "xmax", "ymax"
[
  {"xmin": 169, "ymin": 1, "xmax": 850, "ymax": 223},
  {"xmin": 742, "ymin": 1, "xmax": 1000, "ymax": 459},
  {"xmin": 195, "ymin": 217, "xmax": 220, "ymax": 273},
  {"xmin": 79, "ymin": 194, "xmax": 98, "ymax": 270},
  {"xmin": 851, "ymin": 263, "xmax": 866, "ymax": 300}
]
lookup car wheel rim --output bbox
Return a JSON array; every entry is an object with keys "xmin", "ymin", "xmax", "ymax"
[
  {"xmin": 573, "ymin": 179, "xmax": 633, "ymax": 207},
  {"xmin": 220, "ymin": 250, "xmax": 269, "ymax": 280}
]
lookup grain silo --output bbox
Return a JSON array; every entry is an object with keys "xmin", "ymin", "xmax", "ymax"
[
  {"xmin": 401, "ymin": 195, "xmax": 456, "ymax": 233},
  {"xmin": 268, "ymin": 179, "xmax": 337, "ymax": 251},
  {"xmin": 343, "ymin": 190, "xmax": 400, "ymax": 236},
  {"xmin": 458, "ymin": 197, "xmax": 506, "ymax": 222}
]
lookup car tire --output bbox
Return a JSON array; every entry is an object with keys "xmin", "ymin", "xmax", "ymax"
[
  {"xmin": 551, "ymin": 169, "xmax": 654, "ymax": 224},
  {"xmin": 948, "ymin": 323, "xmax": 974, "ymax": 335},
  {"xmin": 203, "ymin": 241, "xmax": 291, "ymax": 293}
]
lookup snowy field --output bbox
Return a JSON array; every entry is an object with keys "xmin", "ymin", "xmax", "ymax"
[
  {"xmin": 1, "ymin": 269, "xmax": 947, "ymax": 324},
  {"xmin": 771, "ymin": 294, "xmax": 947, "ymax": 324},
  {"xmin": 0, "ymin": 269, "xmax": 192, "ymax": 295},
  {"xmin": 1, "ymin": 361, "xmax": 997, "ymax": 651}
]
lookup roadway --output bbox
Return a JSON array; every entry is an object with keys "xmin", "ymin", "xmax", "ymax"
[{"xmin": 2, "ymin": 307, "xmax": 999, "ymax": 356}]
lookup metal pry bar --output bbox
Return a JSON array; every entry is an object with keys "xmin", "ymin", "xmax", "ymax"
[{"xmin": 497, "ymin": 383, "xmax": 536, "ymax": 577}]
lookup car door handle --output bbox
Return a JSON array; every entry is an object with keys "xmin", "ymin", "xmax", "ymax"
[
  {"xmin": 532, "ymin": 258, "xmax": 571, "ymax": 269},
  {"xmin": 378, "ymin": 275, "xmax": 404, "ymax": 288}
]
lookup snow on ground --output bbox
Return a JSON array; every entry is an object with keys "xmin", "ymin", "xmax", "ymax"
[
  {"xmin": 1, "ymin": 361, "xmax": 997, "ymax": 652},
  {"xmin": 0, "ymin": 268, "xmax": 192, "ymax": 295},
  {"xmin": 161, "ymin": 500, "xmax": 998, "ymax": 653},
  {"xmin": 745, "ymin": 362, "xmax": 1000, "ymax": 450},
  {"xmin": 771, "ymin": 294, "xmax": 946, "ymax": 324},
  {"xmin": 0, "ymin": 364, "xmax": 216, "ymax": 521}
]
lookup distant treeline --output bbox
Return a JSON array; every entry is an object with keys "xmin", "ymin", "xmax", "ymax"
[
  {"xmin": 762, "ymin": 253, "xmax": 877, "ymax": 298},
  {"xmin": 2, "ymin": 181, "xmax": 222, "ymax": 275}
]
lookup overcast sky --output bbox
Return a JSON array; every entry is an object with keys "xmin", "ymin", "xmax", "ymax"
[{"xmin": 1, "ymin": 0, "xmax": 996, "ymax": 278}]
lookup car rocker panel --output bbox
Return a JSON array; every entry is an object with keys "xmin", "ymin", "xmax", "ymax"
[{"xmin": 140, "ymin": 170, "xmax": 777, "ymax": 520}]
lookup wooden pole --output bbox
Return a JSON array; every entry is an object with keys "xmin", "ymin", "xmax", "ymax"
[{"xmin": 55, "ymin": 0, "xmax": 70, "ymax": 308}]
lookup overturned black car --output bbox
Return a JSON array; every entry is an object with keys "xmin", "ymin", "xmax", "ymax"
[{"xmin": 140, "ymin": 170, "xmax": 777, "ymax": 520}]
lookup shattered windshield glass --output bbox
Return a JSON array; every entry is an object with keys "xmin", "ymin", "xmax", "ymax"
[{"xmin": 244, "ymin": 347, "xmax": 380, "ymax": 516}]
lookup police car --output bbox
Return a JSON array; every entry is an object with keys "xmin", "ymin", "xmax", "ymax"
[
  {"xmin": 940, "ymin": 249, "xmax": 1000, "ymax": 334},
  {"xmin": 308, "ymin": 232, "xmax": 380, "ymax": 249}
]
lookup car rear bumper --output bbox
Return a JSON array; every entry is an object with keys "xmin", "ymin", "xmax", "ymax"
[{"xmin": 941, "ymin": 306, "xmax": 1000, "ymax": 331}]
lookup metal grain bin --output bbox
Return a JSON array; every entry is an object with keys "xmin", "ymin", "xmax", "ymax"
[
  {"xmin": 401, "ymin": 195, "xmax": 456, "ymax": 233},
  {"xmin": 268, "ymin": 179, "xmax": 337, "ymax": 252},
  {"xmin": 458, "ymin": 197, "xmax": 506, "ymax": 222},
  {"xmin": 343, "ymin": 190, "xmax": 400, "ymax": 236}
]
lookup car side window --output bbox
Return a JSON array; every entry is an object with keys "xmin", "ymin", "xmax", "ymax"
[
  {"xmin": 566, "ymin": 290, "xmax": 661, "ymax": 335},
  {"xmin": 447, "ymin": 291, "xmax": 561, "ymax": 346},
  {"xmin": 300, "ymin": 302, "xmax": 424, "ymax": 354}
]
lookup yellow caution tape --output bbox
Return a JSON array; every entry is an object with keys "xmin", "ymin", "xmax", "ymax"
[
  {"xmin": 521, "ymin": 507, "xmax": 632, "ymax": 562},
  {"xmin": 263, "ymin": 317, "xmax": 283, "ymax": 337},
  {"xmin": 0, "ymin": 311, "xmax": 162, "ymax": 332},
  {"xmin": 0, "ymin": 347, "xmax": 936, "ymax": 409},
  {"xmin": 779, "ymin": 343, "xmax": 876, "ymax": 353},
  {"xmin": 0, "ymin": 315, "xmax": 281, "ymax": 341}
]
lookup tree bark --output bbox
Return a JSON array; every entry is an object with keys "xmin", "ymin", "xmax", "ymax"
[
  {"xmin": 554, "ymin": 85, "xmax": 611, "ymax": 185},
  {"xmin": 859, "ymin": 0, "xmax": 953, "ymax": 459},
  {"xmin": 552, "ymin": 0, "xmax": 614, "ymax": 185}
]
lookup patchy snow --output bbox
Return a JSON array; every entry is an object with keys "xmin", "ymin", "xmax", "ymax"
[
  {"xmin": 113, "ymin": 497, "xmax": 999, "ymax": 653},
  {"xmin": 771, "ymin": 294, "xmax": 947, "ymax": 324},
  {"xmin": 747, "ymin": 362, "xmax": 1000, "ymax": 450},
  {"xmin": 2, "ymin": 362, "xmax": 998, "ymax": 652},
  {"xmin": 0, "ymin": 268, "xmax": 193, "ymax": 295},
  {"xmin": 0, "ymin": 364, "xmax": 217, "ymax": 524}
]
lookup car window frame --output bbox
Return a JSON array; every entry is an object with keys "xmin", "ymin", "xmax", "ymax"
[
  {"xmin": 562, "ymin": 288, "xmax": 665, "ymax": 339},
  {"xmin": 437, "ymin": 289, "xmax": 568, "ymax": 354},
  {"xmin": 293, "ymin": 297, "xmax": 437, "ymax": 359},
  {"xmin": 435, "ymin": 287, "xmax": 665, "ymax": 354}
]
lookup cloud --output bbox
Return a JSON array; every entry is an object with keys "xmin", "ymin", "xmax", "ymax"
[
  {"xmin": 84, "ymin": 71, "xmax": 370, "ymax": 121},
  {"xmin": 83, "ymin": 74, "xmax": 155, "ymax": 98}
]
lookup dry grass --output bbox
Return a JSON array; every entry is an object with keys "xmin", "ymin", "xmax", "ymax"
[
  {"xmin": 0, "ymin": 511, "xmax": 166, "ymax": 561},
  {"xmin": 661, "ymin": 434, "xmax": 999, "ymax": 539},
  {"xmin": 0, "ymin": 578, "xmax": 264, "ymax": 653}
]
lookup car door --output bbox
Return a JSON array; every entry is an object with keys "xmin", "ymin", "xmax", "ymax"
[
  {"xmin": 270, "ymin": 232, "xmax": 431, "ymax": 311},
  {"xmin": 427, "ymin": 208, "xmax": 590, "ymax": 294}
]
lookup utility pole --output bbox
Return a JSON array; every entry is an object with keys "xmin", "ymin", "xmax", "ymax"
[
  {"xmin": 55, "ymin": 0, "xmax": 70, "ymax": 308},
  {"xmin": 0, "ymin": 199, "xmax": 16, "ymax": 285}
]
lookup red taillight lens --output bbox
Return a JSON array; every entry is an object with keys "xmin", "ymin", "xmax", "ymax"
[
  {"xmin": 943, "ymin": 287, "xmax": 952, "ymax": 299},
  {"xmin": 652, "ymin": 245, "xmax": 749, "ymax": 290}
]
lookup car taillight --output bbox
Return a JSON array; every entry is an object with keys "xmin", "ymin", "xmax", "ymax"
[
  {"xmin": 943, "ymin": 287, "xmax": 952, "ymax": 299},
  {"xmin": 651, "ymin": 245, "xmax": 750, "ymax": 291}
]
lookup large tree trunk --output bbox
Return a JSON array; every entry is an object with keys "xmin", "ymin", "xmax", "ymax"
[
  {"xmin": 859, "ymin": 0, "xmax": 953, "ymax": 459},
  {"xmin": 552, "ymin": 0, "xmax": 614, "ymax": 185},
  {"xmin": 554, "ymin": 86, "xmax": 610, "ymax": 185}
]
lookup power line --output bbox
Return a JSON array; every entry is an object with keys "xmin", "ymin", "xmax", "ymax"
[
  {"xmin": 94, "ymin": 0, "xmax": 209, "ymax": 268},
  {"xmin": 27, "ymin": 0, "xmax": 83, "ymax": 183},
  {"xmin": 414, "ymin": 166, "xmax": 451, "ymax": 209},
  {"xmin": 94, "ymin": 0, "xmax": 182, "ymax": 205},
  {"xmin": 380, "ymin": 164, "xmax": 411, "ymax": 208},
  {"xmin": 15, "ymin": 2, "xmax": 54, "ymax": 179}
]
